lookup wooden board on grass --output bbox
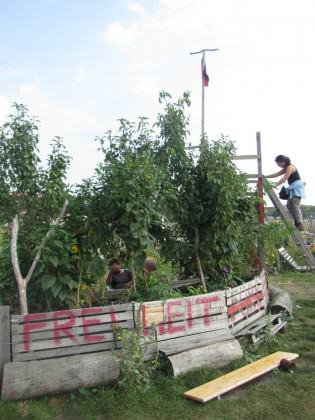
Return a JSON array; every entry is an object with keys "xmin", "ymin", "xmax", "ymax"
[{"xmin": 184, "ymin": 351, "xmax": 299, "ymax": 403}]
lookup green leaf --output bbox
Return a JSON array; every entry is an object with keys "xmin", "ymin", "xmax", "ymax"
[
  {"xmin": 51, "ymin": 283, "xmax": 62, "ymax": 298},
  {"xmin": 48, "ymin": 256, "xmax": 59, "ymax": 268},
  {"xmin": 42, "ymin": 274, "xmax": 56, "ymax": 290}
]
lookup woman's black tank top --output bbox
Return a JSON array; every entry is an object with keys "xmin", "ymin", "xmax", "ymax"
[{"xmin": 288, "ymin": 167, "xmax": 301, "ymax": 185}]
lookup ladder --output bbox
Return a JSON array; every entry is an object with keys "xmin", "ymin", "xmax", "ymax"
[{"xmin": 267, "ymin": 187, "xmax": 315, "ymax": 274}]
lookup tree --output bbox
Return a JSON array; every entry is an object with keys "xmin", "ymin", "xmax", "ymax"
[{"xmin": 0, "ymin": 104, "xmax": 70, "ymax": 314}]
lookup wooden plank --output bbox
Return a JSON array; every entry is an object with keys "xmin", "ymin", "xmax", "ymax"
[
  {"xmin": 12, "ymin": 341, "xmax": 116, "ymax": 362},
  {"xmin": 11, "ymin": 303, "xmax": 134, "ymax": 324},
  {"xmin": 0, "ymin": 306, "xmax": 11, "ymax": 381},
  {"xmin": 184, "ymin": 351, "xmax": 299, "ymax": 403},
  {"xmin": 12, "ymin": 319, "xmax": 134, "ymax": 344},
  {"xmin": 226, "ymin": 284, "xmax": 263, "ymax": 306},
  {"xmin": 13, "ymin": 331, "xmax": 115, "ymax": 353},
  {"xmin": 228, "ymin": 296, "xmax": 267, "ymax": 324},
  {"xmin": 236, "ymin": 313, "xmax": 282, "ymax": 336},
  {"xmin": 232, "ymin": 154, "xmax": 258, "ymax": 160},
  {"xmin": 230, "ymin": 307, "xmax": 267, "ymax": 335},
  {"xmin": 225, "ymin": 276, "xmax": 263, "ymax": 298},
  {"xmin": 169, "ymin": 338, "xmax": 243, "ymax": 377},
  {"xmin": 227, "ymin": 293, "xmax": 265, "ymax": 318},
  {"xmin": 12, "ymin": 311, "xmax": 134, "ymax": 334},
  {"xmin": 158, "ymin": 329, "xmax": 233, "ymax": 356},
  {"xmin": 2, "ymin": 352, "xmax": 120, "ymax": 400},
  {"xmin": 136, "ymin": 292, "xmax": 226, "ymax": 329},
  {"xmin": 156, "ymin": 314, "xmax": 228, "ymax": 341}
]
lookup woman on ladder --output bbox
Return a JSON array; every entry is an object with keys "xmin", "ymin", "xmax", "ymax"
[{"xmin": 266, "ymin": 155, "xmax": 305, "ymax": 231}]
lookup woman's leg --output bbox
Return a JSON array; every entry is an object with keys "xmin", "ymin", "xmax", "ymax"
[{"xmin": 287, "ymin": 197, "xmax": 303, "ymax": 230}]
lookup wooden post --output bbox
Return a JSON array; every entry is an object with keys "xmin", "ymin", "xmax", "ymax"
[
  {"xmin": 0, "ymin": 306, "xmax": 10, "ymax": 383},
  {"xmin": 256, "ymin": 132, "xmax": 265, "ymax": 268}
]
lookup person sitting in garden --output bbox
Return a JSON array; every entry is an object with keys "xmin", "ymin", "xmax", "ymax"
[
  {"xmin": 266, "ymin": 155, "xmax": 305, "ymax": 231},
  {"xmin": 142, "ymin": 257, "xmax": 157, "ymax": 290},
  {"xmin": 106, "ymin": 258, "xmax": 134, "ymax": 289}
]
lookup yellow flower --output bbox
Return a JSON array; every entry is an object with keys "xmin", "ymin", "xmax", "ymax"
[{"xmin": 70, "ymin": 244, "xmax": 80, "ymax": 254}]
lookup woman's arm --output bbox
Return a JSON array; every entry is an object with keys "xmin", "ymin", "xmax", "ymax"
[
  {"xmin": 106, "ymin": 270, "xmax": 113, "ymax": 286},
  {"xmin": 265, "ymin": 169, "xmax": 285, "ymax": 178},
  {"xmin": 124, "ymin": 270, "xmax": 134, "ymax": 289},
  {"xmin": 275, "ymin": 165, "xmax": 295, "ymax": 187}
]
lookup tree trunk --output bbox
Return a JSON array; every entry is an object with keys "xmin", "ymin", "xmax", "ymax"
[
  {"xmin": 11, "ymin": 215, "xmax": 29, "ymax": 315},
  {"xmin": 193, "ymin": 226, "xmax": 207, "ymax": 293},
  {"xmin": 10, "ymin": 200, "xmax": 69, "ymax": 315}
]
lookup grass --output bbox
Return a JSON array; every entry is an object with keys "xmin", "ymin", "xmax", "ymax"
[{"xmin": 1, "ymin": 272, "xmax": 315, "ymax": 420}]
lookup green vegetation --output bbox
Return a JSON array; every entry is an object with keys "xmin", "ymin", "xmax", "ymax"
[
  {"xmin": 0, "ymin": 95, "xmax": 287, "ymax": 313},
  {"xmin": 1, "ymin": 272, "xmax": 314, "ymax": 419}
]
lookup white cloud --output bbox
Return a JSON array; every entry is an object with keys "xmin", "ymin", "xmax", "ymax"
[
  {"xmin": 19, "ymin": 79, "xmax": 43, "ymax": 99},
  {"xmin": 101, "ymin": 21, "xmax": 138, "ymax": 45},
  {"xmin": 133, "ymin": 78, "xmax": 157, "ymax": 95},
  {"xmin": 127, "ymin": 2, "xmax": 146, "ymax": 16},
  {"xmin": 75, "ymin": 66, "xmax": 87, "ymax": 83},
  {"xmin": 0, "ymin": 95, "xmax": 11, "ymax": 125}
]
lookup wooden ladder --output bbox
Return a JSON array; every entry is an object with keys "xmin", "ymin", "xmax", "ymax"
[{"xmin": 267, "ymin": 188, "xmax": 315, "ymax": 274}]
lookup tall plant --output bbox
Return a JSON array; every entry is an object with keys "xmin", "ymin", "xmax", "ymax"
[{"xmin": 0, "ymin": 104, "xmax": 70, "ymax": 314}]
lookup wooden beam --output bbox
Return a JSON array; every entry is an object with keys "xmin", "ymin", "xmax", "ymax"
[
  {"xmin": 232, "ymin": 154, "xmax": 258, "ymax": 160},
  {"xmin": 184, "ymin": 351, "xmax": 299, "ymax": 403},
  {"xmin": 1, "ymin": 352, "xmax": 120, "ymax": 400},
  {"xmin": 168, "ymin": 338, "xmax": 242, "ymax": 377},
  {"xmin": 0, "ymin": 306, "xmax": 10, "ymax": 382}
]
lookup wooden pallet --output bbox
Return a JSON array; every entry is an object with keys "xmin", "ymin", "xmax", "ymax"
[
  {"xmin": 236, "ymin": 313, "xmax": 287, "ymax": 344},
  {"xmin": 184, "ymin": 351, "xmax": 299, "ymax": 403}
]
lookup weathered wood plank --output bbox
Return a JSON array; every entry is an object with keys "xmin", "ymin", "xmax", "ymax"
[
  {"xmin": 12, "ymin": 319, "xmax": 134, "ymax": 344},
  {"xmin": 226, "ymin": 284, "xmax": 263, "ymax": 306},
  {"xmin": 13, "ymin": 331, "xmax": 115, "ymax": 353},
  {"xmin": 168, "ymin": 338, "xmax": 243, "ymax": 377},
  {"xmin": 227, "ymin": 293, "xmax": 265, "ymax": 318},
  {"xmin": 228, "ymin": 296, "xmax": 267, "ymax": 324},
  {"xmin": 1, "ymin": 352, "xmax": 120, "ymax": 400},
  {"xmin": 12, "ymin": 341, "xmax": 116, "ymax": 362},
  {"xmin": 12, "ymin": 311, "xmax": 134, "ymax": 334},
  {"xmin": 184, "ymin": 351, "xmax": 299, "ymax": 403},
  {"xmin": 156, "ymin": 314, "xmax": 228, "ymax": 341},
  {"xmin": 225, "ymin": 271, "xmax": 266, "ymax": 298},
  {"xmin": 158, "ymin": 329, "xmax": 233, "ymax": 356},
  {"xmin": 230, "ymin": 307, "xmax": 267, "ymax": 335},
  {"xmin": 236, "ymin": 313, "xmax": 282, "ymax": 336},
  {"xmin": 11, "ymin": 303, "xmax": 133, "ymax": 324},
  {"xmin": 0, "ymin": 306, "xmax": 11, "ymax": 381}
]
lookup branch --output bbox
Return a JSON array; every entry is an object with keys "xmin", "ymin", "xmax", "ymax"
[
  {"xmin": 10, "ymin": 214, "xmax": 24, "ymax": 285},
  {"xmin": 25, "ymin": 199, "xmax": 69, "ymax": 285}
]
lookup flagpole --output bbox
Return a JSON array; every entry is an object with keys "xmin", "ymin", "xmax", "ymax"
[
  {"xmin": 201, "ymin": 51, "xmax": 205, "ymax": 137},
  {"xmin": 190, "ymin": 48, "xmax": 219, "ymax": 139}
]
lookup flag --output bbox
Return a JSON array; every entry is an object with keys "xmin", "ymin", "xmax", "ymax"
[{"xmin": 201, "ymin": 55, "xmax": 209, "ymax": 87}]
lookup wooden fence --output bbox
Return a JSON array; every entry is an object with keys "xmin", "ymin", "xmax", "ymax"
[
  {"xmin": 1, "ymin": 270, "xmax": 269, "ymax": 399},
  {"xmin": 226, "ymin": 271, "xmax": 269, "ymax": 335}
]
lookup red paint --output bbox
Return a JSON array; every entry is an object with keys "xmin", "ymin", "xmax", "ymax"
[
  {"xmin": 53, "ymin": 310, "xmax": 77, "ymax": 345},
  {"xmin": 157, "ymin": 322, "xmax": 165, "ymax": 335},
  {"xmin": 81, "ymin": 307, "xmax": 106, "ymax": 343},
  {"xmin": 23, "ymin": 313, "xmax": 48, "ymax": 352},
  {"xmin": 196, "ymin": 295, "xmax": 219, "ymax": 326},
  {"xmin": 166, "ymin": 300, "xmax": 185, "ymax": 334},
  {"xmin": 187, "ymin": 300, "xmax": 193, "ymax": 329},
  {"xmin": 227, "ymin": 291, "xmax": 263, "ymax": 316},
  {"xmin": 110, "ymin": 305, "xmax": 117, "ymax": 323}
]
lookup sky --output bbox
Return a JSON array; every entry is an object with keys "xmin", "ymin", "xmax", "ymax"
[{"xmin": 0, "ymin": 0, "xmax": 314, "ymax": 204}]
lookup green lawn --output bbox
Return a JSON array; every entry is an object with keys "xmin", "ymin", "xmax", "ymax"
[{"xmin": 1, "ymin": 272, "xmax": 315, "ymax": 420}]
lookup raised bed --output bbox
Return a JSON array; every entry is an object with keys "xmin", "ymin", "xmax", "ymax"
[{"xmin": 0, "ymin": 270, "xmax": 279, "ymax": 400}]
